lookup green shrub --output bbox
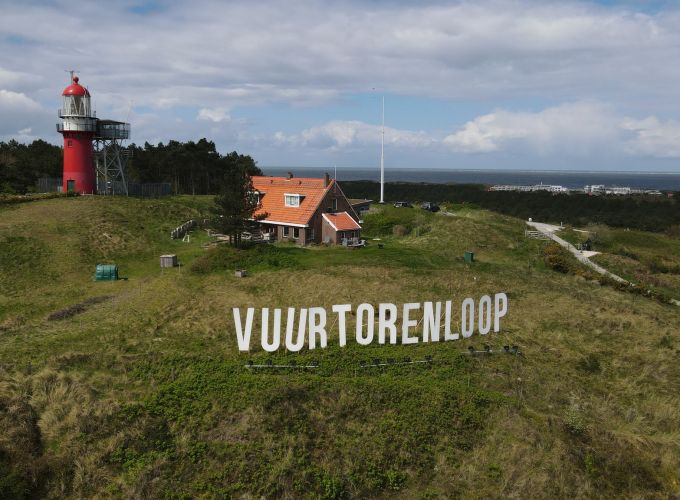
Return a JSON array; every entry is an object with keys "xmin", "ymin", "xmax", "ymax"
[
  {"xmin": 392, "ymin": 224, "xmax": 408, "ymax": 237},
  {"xmin": 564, "ymin": 404, "xmax": 587, "ymax": 436},
  {"xmin": 189, "ymin": 244, "xmax": 303, "ymax": 274},
  {"xmin": 648, "ymin": 258, "xmax": 680, "ymax": 274},
  {"xmin": 542, "ymin": 242, "xmax": 572, "ymax": 273},
  {"xmin": 612, "ymin": 246, "xmax": 639, "ymax": 261},
  {"xmin": 576, "ymin": 354, "xmax": 602, "ymax": 374},
  {"xmin": 0, "ymin": 451, "xmax": 31, "ymax": 500},
  {"xmin": 362, "ymin": 206, "xmax": 431, "ymax": 237}
]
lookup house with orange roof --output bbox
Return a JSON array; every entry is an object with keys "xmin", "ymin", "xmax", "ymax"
[{"xmin": 251, "ymin": 172, "xmax": 362, "ymax": 245}]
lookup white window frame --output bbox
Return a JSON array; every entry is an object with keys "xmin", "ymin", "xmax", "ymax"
[{"xmin": 284, "ymin": 193, "xmax": 301, "ymax": 207}]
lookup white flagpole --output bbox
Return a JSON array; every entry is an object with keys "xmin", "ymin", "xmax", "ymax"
[{"xmin": 380, "ymin": 95, "xmax": 385, "ymax": 204}]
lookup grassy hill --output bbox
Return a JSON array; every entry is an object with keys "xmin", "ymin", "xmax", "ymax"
[{"xmin": 1, "ymin": 196, "xmax": 679, "ymax": 498}]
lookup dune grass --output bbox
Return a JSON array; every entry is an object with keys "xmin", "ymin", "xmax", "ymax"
[
  {"xmin": 1, "ymin": 196, "xmax": 679, "ymax": 498},
  {"xmin": 552, "ymin": 223, "xmax": 680, "ymax": 300}
]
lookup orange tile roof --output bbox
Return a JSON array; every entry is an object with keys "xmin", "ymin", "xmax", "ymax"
[
  {"xmin": 251, "ymin": 176, "xmax": 333, "ymax": 226},
  {"xmin": 322, "ymin": 211, "xmax": 362, "ymax": 231}
]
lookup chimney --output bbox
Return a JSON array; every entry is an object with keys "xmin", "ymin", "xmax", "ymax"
[
  {"xmin": 324, "ymin": 172, "xmax": 330, "ymax": 187},
  {"xmin": 287, "ymin": 171, "xmax": 294, "ymax": 180}
]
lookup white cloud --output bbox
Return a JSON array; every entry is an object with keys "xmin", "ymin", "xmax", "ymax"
[
  {"xmin": 0, "ymin": 89, "xmax": 49, "ymax": 140},
  {"xmin": 278, "ymin": 120, "xmax": 434, "ymax": 151},
  {"xmin": 621, "ymin": 116, "xmax": 680, "ymax": 158},
  {"xmin": 278, "ymin": 102, "xmax": 680, "ymax": 159},
  {"xmin": 443, "ymin": 102, "xmax": 621, "ymax": 155},
  {"xmin": 0, "ymin": 89, "xmax": 42, "ymax": 112},
  {"xmin": 197, "ymin": 107, "xmax": 231, "ymax": 122},
  {"xmin": 0, "ymin": 67, "xmax": 39, "ymax": 89}
]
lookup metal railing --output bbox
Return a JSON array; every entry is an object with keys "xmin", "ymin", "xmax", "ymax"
[
  {"xmin": 56, "ymin": 121, "xmax": 98, "ymax": 133},
  {"xmin": 95, "ymin": 121, "xmax": 130, "ymax": 140}
]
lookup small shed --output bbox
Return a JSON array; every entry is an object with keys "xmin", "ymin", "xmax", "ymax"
[
  {"xmin": 160, "ymin": 254, "xmax": 178, "ymax": 268},
  {"xmin": 349, "ymin": 199, "xmax": 373, "ymax": 214},
  {"xmin": 464, "ymin": 251, "xmax": 475, "ymax": 263},
  {"xmin": 95, "ymin": 264, "xmax": 119, "ymax": 281}
]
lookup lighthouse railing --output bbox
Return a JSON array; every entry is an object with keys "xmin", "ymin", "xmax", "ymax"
[{"xmin": 56, "ymin": 121, "xmax": 98, "ymax": 133}]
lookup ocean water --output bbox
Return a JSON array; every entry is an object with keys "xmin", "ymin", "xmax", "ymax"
[{"xmin": 261, "ymin": 167, "xmax": 680, "ymax": 191}]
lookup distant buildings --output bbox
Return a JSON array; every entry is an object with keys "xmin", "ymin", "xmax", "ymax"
[
  {"xmin": 490, "ymin": 183, "xmax": 662, "ymax": 195},
  {"xmin": 583, "ymin": 185, "xmax": 662, "ymax": 196},
  {"xmin": 490, "ymin": 183, "xmax": 569, "ymax": 193}
]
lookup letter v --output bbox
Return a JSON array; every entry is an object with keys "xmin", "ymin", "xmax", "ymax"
[{"xmin": 233, "ymin": 307, "xmax": 254, "ymax": 351}]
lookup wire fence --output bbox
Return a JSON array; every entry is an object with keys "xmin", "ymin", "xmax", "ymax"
[{"xmin": 36, "ymin": 177, "xmax": 172, "ymax": 198}]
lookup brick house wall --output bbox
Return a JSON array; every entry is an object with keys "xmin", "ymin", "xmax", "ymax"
[
  {"xmin": 321, "ymin": 217, "xmax": 337, "ymax": 244},
  {"xmin": 309, "ymin": 183, "xmax": 359, "ymax": 244},
  {"xmin": 275, "ymin": 224, "xmax": 307, "ymax": 245}
]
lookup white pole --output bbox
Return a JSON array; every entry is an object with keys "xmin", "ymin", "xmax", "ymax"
[{"xmin": 380, "ymin": 95, "xmax": 385, "ymax": 204}]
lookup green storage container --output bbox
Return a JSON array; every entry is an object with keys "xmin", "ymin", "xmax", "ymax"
[
  {"xmin": 464, "ymin": 251, "xmax": 475, "ymax": 263},
  {"xmin": 95, "ymin": 264, "xmax": 119, "ymax": 281}
]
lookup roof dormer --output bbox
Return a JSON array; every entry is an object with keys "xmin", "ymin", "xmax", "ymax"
[{"xmin": 284, "ymin": 193, "xmax": 303, "ymax": 207}]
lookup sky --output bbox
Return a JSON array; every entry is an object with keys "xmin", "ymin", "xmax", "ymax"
[{"xmin": 1, "ymin": 0, "xmax": 680, "ymax": 171}]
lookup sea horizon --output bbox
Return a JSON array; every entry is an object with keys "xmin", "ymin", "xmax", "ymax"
[
  {"xmin": 262, "ymin": 166, "xmax": 680, "ymax": 175},
  {"xmin": 261, "ymin": 166, "xmax": 680, "ymax": 190}
]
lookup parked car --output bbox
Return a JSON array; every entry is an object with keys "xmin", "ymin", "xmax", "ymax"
[
  {"xmin": 393, "ymin": 201, "xmax": 413, "ymax": 208},
  {"xmin": 421, "ymin": 202, "xmax": 440, "ymax": 212}
]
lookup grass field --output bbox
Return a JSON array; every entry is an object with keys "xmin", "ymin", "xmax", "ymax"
[{"xmin": 1, "ymin": 196, "xmax": 679, "ymax": 498}]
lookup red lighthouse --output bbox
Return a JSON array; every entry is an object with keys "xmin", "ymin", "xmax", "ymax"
[{"xmin": 57, "ymin": 74, "xmax": 97, "ymax": 194}]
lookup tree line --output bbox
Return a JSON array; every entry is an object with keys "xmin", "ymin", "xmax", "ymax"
[
  {"xmin": 342, "ymin": 181, "xmax": 680, "ymax": 233},
  {"xmin": 127, "ymin": 139, "xmax": 261, "ymax": 194},
  {"xmin": 0, "ymin": 138, "xmax": 261, "ymax": 195},
  {"xmin": 0, "ymin": 140, "xmax": 62, "ymax": 193}
]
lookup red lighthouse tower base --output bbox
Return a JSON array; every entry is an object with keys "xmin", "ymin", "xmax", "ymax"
[{"xmin": 62, "ymin": 131, "xmax": 95, "ymax": 194}]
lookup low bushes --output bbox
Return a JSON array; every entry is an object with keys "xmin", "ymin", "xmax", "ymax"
[
  {"xmin": 541, "ymin": 242, "xmax": 572, "ymax": 274},
  {"xmin": 189, "ymin": 244, "xmax": 303, "ymax": 274},
  {"xmin": 362, "ymin": 207, "xmax": 431, "ymax": 237}
]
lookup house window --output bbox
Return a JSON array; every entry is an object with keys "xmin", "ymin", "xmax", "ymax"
[
  {"xmin": 249, "ymin": 191, "xmax": 261, "ymax": 204},
  {"xmin": 332, "ymin": 198, "xmax": 338, "ymax": 211},
  {"xmin": 284, "ymin": 194, "xmax": 300, "ymax": 207},
  {"xmin": 293, "ymin": 227, "xmax": 299, "ymax": 239},
  {"xmin": 283, "ymin": 226, "xmax": 289, "ymax": 237}
]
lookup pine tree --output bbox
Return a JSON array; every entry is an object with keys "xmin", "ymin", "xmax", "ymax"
[{"xmin": 212, "ymin": 165, "xmax": 264, "ymax": 247}]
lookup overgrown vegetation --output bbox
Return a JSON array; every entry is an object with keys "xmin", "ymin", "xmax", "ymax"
[
  {"xmin": 1, "ymin": 195, "xmax": 679, "ymax": 498},
  {"xmin": 190, "ymin": 244, "xmax": 304, "ymax": 274}
]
